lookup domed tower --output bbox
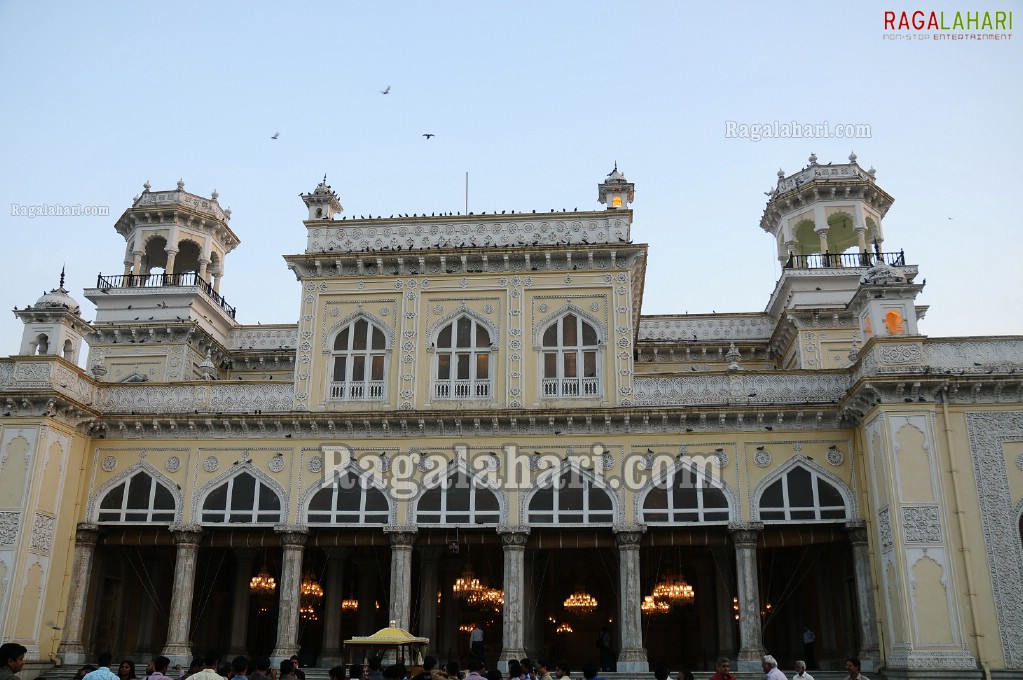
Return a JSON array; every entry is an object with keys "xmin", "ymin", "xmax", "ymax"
[
  {"xmin": 301, "ymin": 175, "xmax": 343, "ymax": 221},
  {"xmin": 598, "ymin": 163, "xmax": 635, "ymax": 209},
  {"xmin": 762, "ymin": 155, "xmax": 923, "ymax": 369},
  {"xmin": 14, "ymin": 268, "xmax": 92, "ymax": 363}
]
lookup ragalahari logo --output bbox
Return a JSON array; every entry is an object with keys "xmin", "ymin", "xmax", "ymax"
[{"xmin": 883, "ymin": 9, "xmax": 1013, "ymax": 41}]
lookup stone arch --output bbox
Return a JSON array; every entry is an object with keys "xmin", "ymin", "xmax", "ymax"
[
  {"xmin": 427, "ymin": 305, "xmax": 500, "ymax": 348},
  {"xmin": 34, "ymin": 333, "xmax": 49, "ymax": 355},
  {"xmin": 521, "ymin": 457, "xmax": 620, "ymax": 525},
  {"xmin": 826, "ymin": 210, "xmax": 858, "ymax": 254},
  {"xmin": 910, "ymin": 554, "xmax": 954, "ymax": 643},
  {"xmin": 321, "ymin": 310, "xmax": 395, "ymax": 353},
  {"xmin": 62, "ymin": 339, "xmax": 74, "ymax": 362},
  {"xmin": 0, "ymin": 435, "xmax": 31, "ymax": 506},
  {"xmin": 894, "ymin": 422, "xmax": 933, "ymax": 503},
  {"xmin": 531, "ymin": 302, "xmax": 605, "ymax": 349},
  {"xmin": 88, "ymin": 459, "xmax": 183, "ymax": 523},
  {"xmin": 173, "ymin": 238, "xmax": 202, "ymax": 275},
  {"xmin": 142, "ymin": 234, "xmax": 169, "ymax": 273},
  {"xmin": 750, "ymin": 455, "xmax": 855, "ymax": 522},
  {"xmin": 413, "ymin": 455, "xmax": 508, "ymax": 525},
  {"xmin": 792, "ymin": 218, "xmax": 819, "ymax": 254},
  {"xmin": 192, "ymin": 463, "xmax": 287, "ymax": 525},
  {"xmin": 299, "ymin": 458, "xmax": 395, "ymax": 525},
  {"xmin": 635, "ymin": 456, "xmax": 737, "ymax": 524}
]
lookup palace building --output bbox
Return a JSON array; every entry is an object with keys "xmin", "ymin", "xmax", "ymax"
[{"xmin": 2, "ymin": 156, "xmax": 1022, "ymax": 679}]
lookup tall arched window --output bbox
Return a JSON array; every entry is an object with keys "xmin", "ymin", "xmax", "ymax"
[
  {"xmin": 97, "ymin": 470, "xmax": 176, "ymax": 523},
  {"xmin": 201, "ymin": 471, "xmax": 282, "ymax": 524},
  {"xmin": 541, "ymin": 313, "xmax": 600, "ymax": 397},
  {"xmin": 307, "ymin": 473, "xmax": 390, "ymax": 524},
  {"xmin": 758, "ymin": 465, "xmax": 847, "ymax": 522},
  {"xmin": 642, "ymin": 466, "xmax": 731, "ymax": 523},
  {"xmin": 433, "ymin": 316, "xmax": 492, "ymax": 399},
  {"xmin": 330, "ymin": 317, "xmax": 387, "ymax": 400},
  {"xmin": 416, "ymin": 468, "xmax": 501, "ymax": 524},
  {"xmin": 527, "ymin": 467, "xmax": 614, "ymax": 524}
]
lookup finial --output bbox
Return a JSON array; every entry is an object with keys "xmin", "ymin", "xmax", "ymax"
[
  {"xmin": 177, "ymin": 178, "xmax": 185, "ymax": 190},
  {"xmin": 848, "ymin": 151, "xmax": 858, "ymax": 163},
  {"xmin": 211, "ymin": 189, "xmax": 219, "ymax": 201},
  {"xmin": 777, "ymin": 168, "xmax": 785, "ymax": 178},
  {"xmin": 322, "ymin": 174, "xmax": 327, "ymax": 184},
  {"xmin": 808, "ymin": 153, "xmax": 818, "ymax": 165},
  {"xmin": 59, "ymin": 266, "xmax": 65, "ymax": 290},
  {"xmin": 224, "ymin": 207, "xmax": 232, "ymax": 219},
  {"xmin": 143, "ymin": 180, "xmax": 151, "ymax": 192},
  {"xmin": 867, "ymin": 166, "xmax": 876, "ymax": 178},
  {"xmin": 614, "ymin": 160, "xmax": 618, "ymax": 172}
]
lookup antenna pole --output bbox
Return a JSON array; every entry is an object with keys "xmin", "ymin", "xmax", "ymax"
[{"xmin": 465, "ymin": 171, "xmax": 469, "ymax": 215}]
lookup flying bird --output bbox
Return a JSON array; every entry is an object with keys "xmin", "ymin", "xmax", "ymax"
[
  {"xmin": 271, "ymin": 132, "xmax": 279, "ymax": 140},
  {"xmin": 380, "ymin": 85, "xmax": 391, "ymax": 94},
  {"xmin": 422, "ymin": 133, "xmax": 435, "ymax": 139}
]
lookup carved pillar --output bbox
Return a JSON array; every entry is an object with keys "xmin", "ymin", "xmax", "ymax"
[
  {"xmin": 498, "ymin": 528, "xmax": 530, "ymax": 669},
  {"xmin": 227, "ymin": 549, "xmax": 255, "ymax": 657},
  {"xmin": 418, "ymin": 547, "xmax": 442, "ymax": 645},
  {"xmin": 815, "ymin": 227, "xmax": 830, "ymax": 263},
  {"xmin": 57, "ymin": 523, "xmax": 101, "ymax": 664},
  {"xmin": 355, "ymin": 556, "xmax": 377, "ymax": 635},
  {"xmin": 846, "ymin": 521, "xmax": 880, "ymax": 672},
  {"xmin": 320, "ymin": 547, "xmax": 350, "ymax": 665},
  {"xmin": 271, "ymin": 526, "xmax": 308, "ymax": 663},
  {"xmin": 164, "ymin": 248, "xmax": 178, "ymax": 282},
  {"xmin": 130, "ymin": 251, "xmax": 143, "ymax": 284},
  {"xmin": 730, "ymin": 522, "xmax": 765, "ymax": 672},
  {"xmin": 711, "ymin": 546, "xmax": 737, "ymax": 657},
  {"xmin": 162, "ymin": 524, "xmax": 204, "ymax": 664},
  {"xmin": 614, "ymin": 525, "xmax": 648, "ymax": 672},
  {"xmin": 855, "ymin": 227, "xmax": 868, "ymax": 253},
  {"xmin": 197, "ymin": 257, "xmax": 210, "ymax": 281},
  {"xmin": 385, "ymin": 526, "xmax": 417, "ymax": 631}
]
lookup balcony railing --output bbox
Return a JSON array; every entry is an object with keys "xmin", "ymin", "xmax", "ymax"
[
  {"xmin": 96, "ymin": 272, "xmax": 237, "ymax": 318},
  {"xmin": 433, "ymin": 379, "xmax": 492, "ymax": 399},
  {"xmin": 328, "ymin": 381, "xmax": 385, "ymax": 401},
  {"xmin": 784, "ymin": 250, "xmax": 906, "ymax": 270},
  {"xmin": 542, "ymin": 377, "xmax": 600, "ymax": 398}
]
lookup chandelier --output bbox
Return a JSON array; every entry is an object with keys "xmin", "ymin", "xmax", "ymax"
[
  {"xmin": 300, "ymin": 603, "xmax": 318, "ymax": 621},
  {"xmin": 300, "ymin": 573, "xmax": 324, "ymax": 602},
  {"xmin": 651, "ymin": 572, "xmax": 695, "ymax": 606},
  {"xmin": 250, "ymin": 566, "xmax": 277, "ymax": 597},
  {"xmin": 555, "ymin": 622, "xmax": 574, "ymax": 634},
  {"xmin": 466, "ymin": 586, "xmax": 504, "ymax": 611},
  {"xmin": 342, "ymin": 598, "xmax": 359, "ymax": 611},
  {"xmin": 453, "ymin": 565, "xmax": 485, "ymax": 600},
  {"xmin": 641, "ymin": 595, "xmax": 670, "ymax": 616},
  {"xmin": 563, "ymin": 589, "xmax": 599, "ymax": 615}
]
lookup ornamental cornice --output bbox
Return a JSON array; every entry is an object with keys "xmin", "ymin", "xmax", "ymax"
[
  {"xmin": 612, "ymin": 523, "xmax": 646, "ymax": 547},
  {"xmin": 728, "ymin": 521, "xmax": 764, "ymax": 547},
  {"xmin": 274, "ymin": 524, "xmax": 310, "ymax": 547},
  {"xmin": 638, "ymin": 315, "xmax": 775, "ymax": 342},
  {"xmin": 632, "ymin": 372, "xmax": 849, "ymax": 407},
  {"xmin": 384, "ymin": 525, "xmax": 418, "ymax": 546},
  {"xmin": 169, "ymin": 523, "xmax": 204, "ymax": 545},
  {"xmin": 75, "ymin": 522, "xmax": 101, "ymax": 545},
  {"xmin": 497, "ymin": 526, "xmax": 530, "ymax": 546}
]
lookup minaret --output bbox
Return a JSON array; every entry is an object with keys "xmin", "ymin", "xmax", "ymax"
[
  {"xmin": 301, "ymin": 176, "xmax": 343, "ymax": 221},
  {"xmin": 14, "ymin": 268, "xmax": 92, "ymax": 363},
  {"xmin": 597, "ymin": 163, "xmax": 635, "ymax": 209}
]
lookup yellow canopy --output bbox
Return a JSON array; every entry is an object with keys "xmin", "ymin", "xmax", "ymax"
[{"xmin": 344, "ymin": 621, "xmax": 429, "ymax": 646}]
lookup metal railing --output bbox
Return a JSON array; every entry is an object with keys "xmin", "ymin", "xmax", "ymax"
[
  {"xmin": 328, "ymin": 381, "xmax": 385, "ymax": 401},
  {"xmin": 784, "ymin": 250, "xmax": 906, "ymax": 270},
  {"xmin": 542, "ymin": 377, "xmax": 600, "ymax": 397},
  {"xmin": 96, "ymin": 272, "xmax": 237, "ymax": 318},
  {"xmin": 433, "ymin": 379, "xmax": 492, "ymax": 399}
]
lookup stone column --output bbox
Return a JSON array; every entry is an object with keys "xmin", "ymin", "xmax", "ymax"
[
  {"xmin": 271, "ymin": 526, "xmax": 309, "ymax": 663},
  {"xmin": 320, "ymin": 547, "xmax": 350, "ymax": 666},
  {"xmin": 162, "ymin": 524, "xmax": 204, "ymax": 665},
  {"xmin": 438, "ymin": 560, "xmax": 458, "ymax": 662},
  {"xmin": 710, "ymin": 546, "xmax": 737, "ymax": 657},
  {"xmin": 498, "ymin": 528, "xmax": 530, "ymax": 670},
  {"xmin": 613, "ymin": 525, "xmax": 648, "ymax": 672},
  {"xmin": 355, "ymin": 556, "xmax": 377, "ymax": 635},
  {"xmin": 227, "ymin": 549, "xmax": 255, "ymax": 657},
  {"xmin": 730, "ymin": 522, "xmax": 764, "ymax": 673},
  {"xmin": 815, "ymin": 227, "xmax": 830, "ymax": 263},
  {"xmin": 197, "ymin": 257, "xmax": 210, "ymax": 281},
  {"xmin": 130, "ymin": 251, "xmax": 143, "ymax": 285},
  {"xmin": 385, "ymin": 526, "xmax": 417, "ymax": 631},
  {"xmin": 418, "ymin": 547, "xmax": 442, "ymax": 645},
  {"xmin": 164, "ymin": 248, "xmax": 178, "ymax": 282},
  {"xmin": 57, "ymin": 523, "xmax": 101, "ymax": 665},
  {"xmin": 846, "ymin": 521, "xmax": 881, "ymax": 672}
]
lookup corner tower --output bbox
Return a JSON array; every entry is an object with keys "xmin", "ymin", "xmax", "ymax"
[{"xmin": 13, "ymin": 268, "xmax": 92, "ymax": 363}]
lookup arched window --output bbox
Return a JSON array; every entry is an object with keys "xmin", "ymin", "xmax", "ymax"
[
  {"xmin": 433, "ymin": 316, "xmax": 492, "ymax": 399},
  {"xmin": 201, "ymin": 471, "xmax": 282, "ymax": 524},
  {"xmin": 758, "ymin": 466, "xmax": 847, "ymax": 522},
  {"xmin": 527, "ymin": 468, "xmax": 614, "ymax": 524},
  {"xmin": 642, "ymin": 466, "xmax": 730, "ymax": 523},
  {"xmin": 97, "ymin": 470, "xmax": 176, "ymax": 523},
  {"xmin": 541, "ymin": 313, "xmax": 600, "ymax": 397},
  {"xmin": 329, "ymin": 318, "xmax": 387, "ymax": 401},
  {"xmin": 307, "ymin": 473, "xmax": 390, "ymax": 524},
  {"xmin": 417, "ymin": 468, "xmax": 501, "ymax": 524}
]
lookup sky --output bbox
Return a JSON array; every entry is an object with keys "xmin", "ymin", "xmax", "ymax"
[{"xmin": 1, "ymin": 1, "xmax": 1020, "ymax": 363}]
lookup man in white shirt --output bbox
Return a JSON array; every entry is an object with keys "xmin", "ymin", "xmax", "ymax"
[
  {"xmin": 843, "ymin": 658, "xmax": 869, "ymax": 680},
  {"xmin": 792, "ymin": 660, "xmax": 813, "ymax": 680},
  {"xmin": 761, "ymin": 656, "xmax": 786, "ymax": 680},
  {"xmin": 802, "ymin": 628, "xmax": 816, "ymax": 669},
  {"xmin": 470, "ymin": 622, "xmax": 484, "ymax": 665}
]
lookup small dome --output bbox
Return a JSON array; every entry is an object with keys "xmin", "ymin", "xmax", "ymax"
[{"xmin": 35, "ymin": 286, "xmax": 81, "ymax": 314}]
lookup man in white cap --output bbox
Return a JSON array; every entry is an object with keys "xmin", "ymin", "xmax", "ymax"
[{"xmin": 761, "ymin": 656, "xmax": 786, "ymax": 680}]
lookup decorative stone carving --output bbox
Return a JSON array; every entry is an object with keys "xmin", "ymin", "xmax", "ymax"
[
  {"xmin": 203, "ymin": 456, "xmax": 219, "ymax": 472},
  {"xmin": 1017, "ymin": 452, "xmax": 1023, "ymax": 473},
  {"xmin": 269, "ymin": 454, "xmax": 286, "ymax": 473},
  {"xmin": 0, "ymin": 512, "xmax": 20, "ymax": 545},
  {"xmin": 827, "ymin": 446, "xmax": 845, "ymax": 466},
  {"xmin": 101, "ymin": 456, "xmax": 117, "ymax": 472},
  {"xmin": 753, "ymin": 448, "xmax": 771, "ymax": 468},
  {"xmin": 632, "ymin": 373, "xmax": 848, "ymax": 407},
  {"xmin": 165, "ymin": 456, "xmax": 181, "ymax": 473},
  {"xmin": 30, "ymin": 512, "xmax": 56, "ymax": 553},
  {"xmin": 728, "ymin": 522, "xmax": 763, "ymax": 547},
  {"xmin": 308, "ymin": 456, "xmax": 324, "ymax": 473},
  {"xmin": 878, "ymin": 344, "xmax": 922, "ymax": 364},
  {"xmin": 639, "ymin": 315, "xmax": 775, "ymax": 342},
  {"xmin": 497, "ymin": 527, "xmax": 530, "ymax": 546},
  {"xmin": 714, "ymin": 451, "xmax": 729, "ymax": 468},
  {"xmin": 902, "ymin": 506, "xmax": 941, "ymax": 543},
  {"xmin": 878, "ymin": 508, "xmax": 893, "ymax": 550},
  {"xmin": 384, "ymin": 525, "xmax": 418, "ymax": 546},
  {"xmin": 613, "ymin": 524, "xmax": 646, "ymax": 547}
]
